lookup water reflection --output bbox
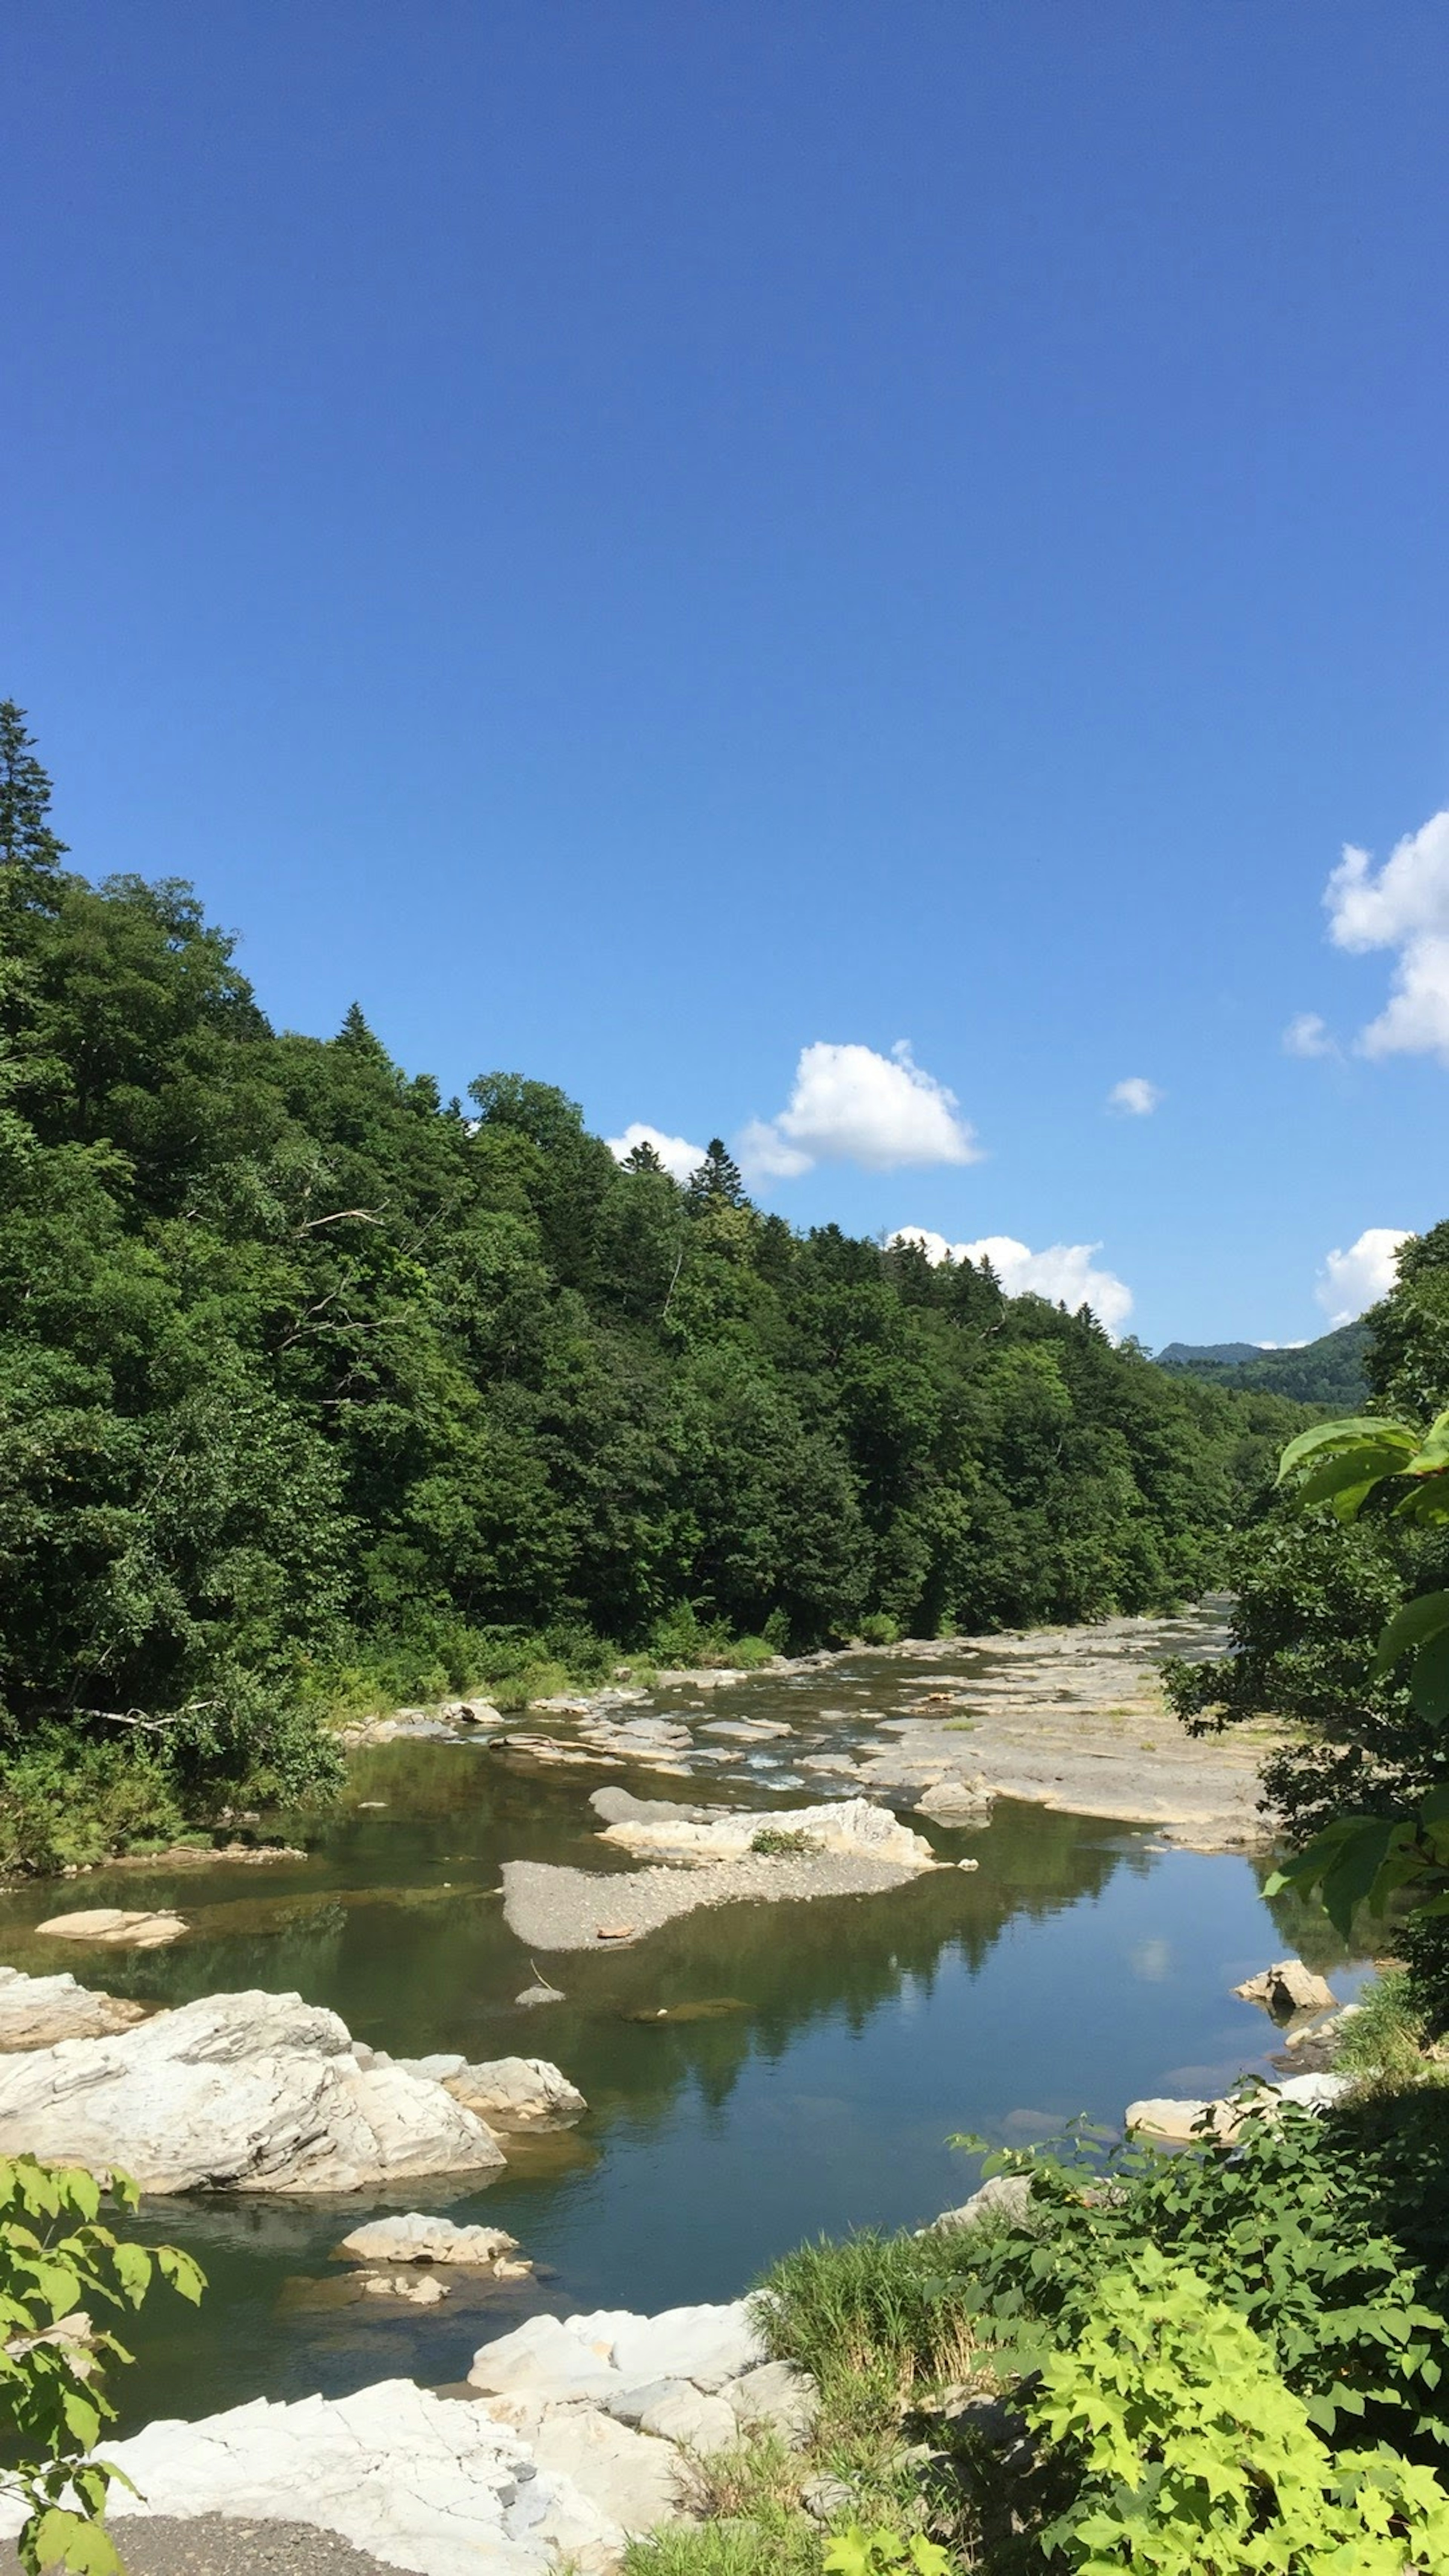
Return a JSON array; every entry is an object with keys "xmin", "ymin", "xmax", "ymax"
[{"xmin": 0, "ymin": 1668, "xmax": 1368, "ymax": 2431}]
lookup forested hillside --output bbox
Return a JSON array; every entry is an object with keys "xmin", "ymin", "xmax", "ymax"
[
  {"xmin": 0, "ymin": 706, "xmax": 1306, "ymax": 1865},
  {"xmin": 1155, "ymin": 1321, "xmax": 1370, "ymax": 1408}
]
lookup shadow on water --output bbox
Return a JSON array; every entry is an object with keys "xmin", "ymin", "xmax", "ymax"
[{"xmin": 0, "ymin": 1698, "xmax": 1372, "ymax": 2430}]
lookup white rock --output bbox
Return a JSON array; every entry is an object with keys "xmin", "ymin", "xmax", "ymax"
[
  {"xmin": 724, "ymin": 2361, "xmax": 819, "ymax": 2444},
  {"xmin": 915, "ymin": 1781, "xmax": 991, "ymax": 1825},
  {"xmin": 638, "ymin": 2387, "xmax": 739, "ymax": 2451},
  {"xmin": 0, "ymin": 1965, "xmax": 148, "ymax": 2050},
  {"xmin": 1125, "ymin": 2072, "xmax": 1352, "ymax": 2144},
  {"xmin": 338, "ymin": 2215, "xmax": 520, "ymax": 2267},
  {"xmin": 445, "ymin": 2057, "xmax": 588, "ymax": 2129},
  {"xmin": 597, "ymin": 1798, "xmax": 937, "ymax": 1873},
  {"xmin": 0, "ymin": 1990, "xmax": 506, "ymax": 2193},
  {"xmin": 508, "ymin": 2404, "xmax": 686, "ymax": 2537},
  {"xmin": 469, "ymin": 2313, "xmax": 625, "ymax": 2402},
  {"xmin": 929, "ymin": 2173, "xmax": 1033, "ymax": 2232},
  {"xmin": 35, "ymin": 1907, "xmax": 186, "ymax": 1949},
  {"xmin": 0, "ymin": 2376, "xmax": 626, "ymax": 2576},
  {"xmin": 469, "ymin": 2300, "xmax": 766, "ymax": 2404}
]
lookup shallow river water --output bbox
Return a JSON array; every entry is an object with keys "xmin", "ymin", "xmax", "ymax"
[{"xmin": 0, "ymin": 1630, "xmax": 1363, "ymax": 2432}]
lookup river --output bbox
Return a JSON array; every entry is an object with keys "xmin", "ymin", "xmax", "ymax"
[{"xmin": 0, "ymin": 1617, "xmax": 1363, "ymax": 2432}]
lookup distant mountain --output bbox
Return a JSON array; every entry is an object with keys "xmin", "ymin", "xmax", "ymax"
[{"xmin": 1154, "ymin": 1321, "xmax": 1371, "ymax": 1408}]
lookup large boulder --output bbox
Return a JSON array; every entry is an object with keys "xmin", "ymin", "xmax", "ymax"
[
  {"xmin": 0, "ymin": 1965, "xmax": 148, "ymax": 2050},
  {"xmin": 336, "ymin": 2215, "xmax": 522, "ymax": 2268},
  {"xmin": 595, "ymin": 1796, "xmax": 937, "ymax": 1873},
  {"xmin": 0, "ymin": 1990, "xmax": 506, "ymax": 2193}
]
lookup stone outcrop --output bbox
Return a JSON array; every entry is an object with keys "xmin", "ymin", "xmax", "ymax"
[
  {"xmin": 0, "ymin": 2376, "xmax": 648, "ymax": 2575},
  {"xmin": 929, "ymin": 2172, "xmax": 1034, "ymax": 2233},
  {"xmin": 366, "ymin": 2052, "xmax": 586, "ymax": 2130},
  {"xmin": 0, "ymin": 1964, "xmax": 148, "ymax": 2050},
  {"xmin": 1233, "ymin": 1958, "xmax": 1338, "ymax": 2017},
  {"xmin": 35, "ymin": 1907, "xmax": 186, "ymax": 1949},
  {"xmin": 0, "ymin": 1989, "xmax": 507, "ymax": 2193},
  {"xmin": 468, "ymin": 2299, "xmax": 769, "ymax": 2401},
  {"xmin": 336, "ymin": 2215, "xmax": 524, "ymax": 2269},
  {"xmin": 594, "ymin": 1796, "xmax": 937, "ymax": 1872}
]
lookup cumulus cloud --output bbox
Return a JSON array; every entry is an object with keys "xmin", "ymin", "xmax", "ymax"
[
  {"xmin": 891, "ymin": 1226, "xmax": 1134, "ymax": 1337},
  {"xmin": 1324, "ymin": 808, "xmax": 1449, "ymax": 1060},
  {"xmin": 1283, "ymin": 1012, "xmax": 1338, "ymax": 1060},
  {"xmin": 1108, "ymin": 1076, "xmax": 1162, "ymax": 1117},
  {"xmin": 606, "ymin": 1121, "xmax": 706, "ymax": 1184},
  {"xmin": 1314, "ymin": 1226, "xmax": 1414, "ymax": 1327},
  {"xmin": 738, "ymin": 1041, "xmax": 980, "ymax": 1180}
]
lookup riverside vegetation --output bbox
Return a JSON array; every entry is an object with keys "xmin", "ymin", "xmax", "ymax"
[{"xmin": 0, "ymin": 701, "xmax": 1305, "ymax": 1876}]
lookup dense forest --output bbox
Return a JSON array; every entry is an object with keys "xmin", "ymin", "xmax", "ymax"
[
  {"xmin": 1155, "ymin": 1320, "xmax": 1370, "ymax": 1407},
  {"xmin": 0, "ymin": 704, "xmax": 1307, "ymax": 1867}
]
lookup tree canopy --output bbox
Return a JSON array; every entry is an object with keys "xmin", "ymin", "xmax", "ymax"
[{"xmin": 0, "ymin": 703, "xmax": 1307, "ymax": 1862}]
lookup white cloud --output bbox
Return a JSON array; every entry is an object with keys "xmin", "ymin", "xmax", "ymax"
[
  {"xmin": 1283, "ymin": 1012, "xmax": 1338, "ymax": 1060},
  {"xmin": 606, "ymin": 1122, "xmax": 706, "ymax": 1184},
  {"xmin": 1314, "ymin": 1226, "xmax": 1414, "ymax": 1327},
  {"xmin": 891, "ymin": 1226, "xmax": 1134, "ymax": 1337},
  {"xmin": 1324, "ymin": 808, "xmax": 1449, "ymax": 1060},
  {"xmin": 738, "ymin": 1041, "xmax": 980, "ymax": 1180},
  {"xmin": 1108, "ymin": 1076, "xmax": 1162, "ymax": 1117}
]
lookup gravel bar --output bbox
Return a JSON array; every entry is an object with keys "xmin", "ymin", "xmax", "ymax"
[
  {"xmin": 501, "ymin": 1850, "xmax": 924, "ymax": 1950},
  {"xmin": 2, "ymin": 2518, "xmax": 400, "ymax": 2576}
]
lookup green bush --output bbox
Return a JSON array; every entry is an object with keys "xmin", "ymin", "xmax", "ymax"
[
  {"xmin": 955, "ymin": 2105, "xmax": 1449, "ymax": 2457},
  {"xmin": 1028, "ymin": 2245, "xmax": 1449, "ymax": 2573},
  {"xmin": 751, "ymin": 1827, "xmax": 818, "ymax": 1857},
  {"xmin": 858, "ymin": 1613, "xmax": 901, "ymax": 1647}
]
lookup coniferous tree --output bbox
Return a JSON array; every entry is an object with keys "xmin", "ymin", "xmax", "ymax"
[
  {"xmin": 622, "ymin": 1138, "xmax": 666, "ymax": 1174},
  {"xmin": 687, "ymin": 1137, "xmax": 747, "ymax": 1209}
]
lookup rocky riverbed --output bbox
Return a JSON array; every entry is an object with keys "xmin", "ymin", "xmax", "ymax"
[{"xmin": 354, "ymin": 1604, "xmax": 1271, "ymax": 1856}]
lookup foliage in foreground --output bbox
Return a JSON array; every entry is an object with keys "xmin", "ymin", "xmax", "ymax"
[
  {"xmin": 1029, "ymin": 2245, "xmax": 1449, "ymax": 2573},
  {"xmin": 0, "ymin": 2156, "xmax": 204, "ymax": 2576},
  {"xmin": 1, "ymin": 700, "xmax": 1304, "ymax": 1867}
]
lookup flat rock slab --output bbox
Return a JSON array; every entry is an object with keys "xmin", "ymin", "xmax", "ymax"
[
  {"xmin": 469, "ymin": 2299, "xmax": 767, "ymax": 2401},
  {"xmin": 0, "ymin": 1965, "xmax": 148, "ymax": 2050},
  {"xmin": 0, "ymin": 2378, "xmax": 634, "ymax": 2576},
  {"xmin": 35, "ymin": 1907, "xmax": 186, "ymax": 1949},
  {"xmin": 502, "ymin": 1849, "xmax": 924, "ymax": 1951}
]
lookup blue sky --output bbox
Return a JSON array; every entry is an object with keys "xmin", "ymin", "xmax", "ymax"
[{"xmin": 7, "ymin": 2, "xmax": 1448, "ymax": 1348}]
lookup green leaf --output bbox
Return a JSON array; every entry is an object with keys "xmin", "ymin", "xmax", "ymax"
[
  {"xmin": 1276, "ymin": 1417, "xmax": 1417, "ymax": 1483},
  {"xmin": 1294, "ymin": 1444, "xmax": 1417, "ymax": 1515},
  {"xmin": 25, "ymin": 2509, "xmax": 120, "ymax": 2576},
  {"xmin": 1372, "ymin": 1592, "xmax": 1449, "ymax": 1678},
  {"xmin": 1411, "ymin": 1628, "xmax": 1449, "ymax": 1724}
]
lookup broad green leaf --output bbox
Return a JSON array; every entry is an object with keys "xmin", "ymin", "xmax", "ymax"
[
  {"xmin": 1404, "ymin": 1408, "xmax": 1449, "ymax": 1473},
  {"xmin": 1276, "ymin": 1417, "xmax": 1417, "ymax": 1483},
  {"xmin": 1372, "ymin": 1592, "xmax": 1449, "ymax": 1678},
  {"xmin": 1293, "ymin": 1444, "xmax": 1417, "ymax": 1514},
  {"xmin": 1412, "ymin": 1628, "xmax": 1449, "ymax": 1724}
]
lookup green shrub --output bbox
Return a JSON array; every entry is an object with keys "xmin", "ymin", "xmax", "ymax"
[
  {"xmin": 954, "ymin": 2104, "xmax": 1449, "ymax": 2456},
  {"xmin": 858, "ymin": 1614, "xmax": 901, "ymax": 1647},
  {"xmin": 751, "ymin": 1827, "xmax": 818, "ymax": 1857},
  {"xmin": 1028, "ymin": 2245, "xmax": 1449, "ymax": 2573},
  {"xmin": 0, "ymin": 1739, "xmax": 186, "ymax": 1876},
  {"xmin": 1335, "ymin": 1971, "xmax": 1439, "ymax": 2089},
  {"xmin": 0, "ymin": 2156, "xmax": 204, "ymax": 2576}
]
